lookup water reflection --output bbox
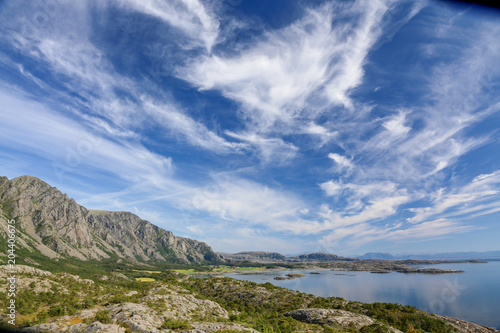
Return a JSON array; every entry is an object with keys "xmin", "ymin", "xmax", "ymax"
[{"xmin": 223, "ymin": 262, "xmax": 500, "ymax": 330}]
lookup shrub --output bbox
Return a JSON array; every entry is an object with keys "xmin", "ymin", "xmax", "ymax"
[
  {"xmin": 95, "ymin": 310, "xmax": 111, "ymax": 324},
  {"xmin": 48, "ymin": 305, "xmax": 65, "ymax": 317},
  {"xmin": 160, "ymin": 319, "xmax": 192, "ymax": 330}
]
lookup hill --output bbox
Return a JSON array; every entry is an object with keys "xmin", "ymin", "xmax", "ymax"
[
  {"xmin": 0, "ymin": 175, "xmax": 221, "ymax": 266},
  {"xmin": 219, "ymin": 251, "xmax": 356, "ymax": 263}
]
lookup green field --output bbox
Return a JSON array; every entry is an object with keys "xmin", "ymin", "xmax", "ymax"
[
  {"xmin": 132, "ymin": 269, "xmax": 161, "ymax": 274},
  {"xmin": 172, "ymin": 265, "xmax": 263, "ymax": 274},
  {"xmin": 211, "ymin": 265, "xmax": 263, "ymax": 272},
  {"xmin": 173, "ymin": 268, "xmax": 197, "ymax": 274}
]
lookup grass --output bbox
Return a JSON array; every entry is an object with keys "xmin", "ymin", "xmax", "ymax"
[
  {"xmin": 210, "ymin": 265, "xmax": 263, "ymax": 272},
  {"xmin": 173, "ymin": 269, "xmax": 197, "ymax": 273},
  {"xmin": 132, "ymin": 269, "xmax": 161, "ymax": 274},
  {"xmin": 65, "ymin": 318, "xmax": 83, "ymax": 325},
  {"xmin": 173, "ymin": 265, "xmax": 264, "ymax": 274},
  {"xmin": 135, "ymin": 277, "xmax": 155, "ymax": 282}
]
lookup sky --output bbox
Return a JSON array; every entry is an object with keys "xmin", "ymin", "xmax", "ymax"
[{"xmin": 0, "ymin": 0, "xmax": 500, "ymax": 257}]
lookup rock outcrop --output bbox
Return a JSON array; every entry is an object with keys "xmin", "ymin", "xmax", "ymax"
[
  {"xmin": 284, "ymin": 308, "xmax": 403, "ymax": 332},
  {"xmin": 7, "ymin": 266, "xmax": 257, "ymax": 333},
  {"xmin": 0, "ymin": 175, "xmax": 221, "ymax": 264}
]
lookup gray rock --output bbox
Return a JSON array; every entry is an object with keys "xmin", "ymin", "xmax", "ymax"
[
  {"xmin": 108, "ymin": 302, "xmax": 164, "ymax": 333},
  {"xmin": 142, "ymin": 286, "xmax": 229, "ymax": 321},
  {"xmin": 81, "ymin": 322, "xmax": 126, "ymax": 333},
  {"xmin": 435, "ymin": 314, "xmax": 500, "ymax": 333},
  {"xmin": 188, "ymin": 322, "xmax": 259, "ymax": 332},
  {"xmin": 68, "ymin": 323, "xmax": 88, "ymax": 333},
  {"xmin": 0, "ymin": 175, "xmax": 222, "ymax": 264},
  {"xmin": 20, "ymin": 323, "xmax": 64, "ymax": 332},
  {"xmin": 284, "ymin": 308, "xmax": 402, "ymax": 332}
]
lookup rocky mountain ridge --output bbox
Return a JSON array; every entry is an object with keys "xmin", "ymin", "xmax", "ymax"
[{"xmin": 0, "ymin": 175, "xmax": 220, "ymax": 264}]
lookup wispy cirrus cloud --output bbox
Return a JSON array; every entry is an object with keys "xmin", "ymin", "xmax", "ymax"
[
  {"xmin": 0, "ymin": 87, "xmax": 173, "ymax": 187},
  {"xmin": 313, "ymin": 16, "xmax": 500, "ymax": 249},
  {"xmin": 408, "ymin": 171, "xmax": 500, "ymax": 224},
  {"xmin": 181, "ymin": 176, "xmax": 315, "ymax": 233},
  {"xmin": 3, "ymin": 1, "xmax": 238, "ymax": 156},
  {"xmin": 1, "ymin": 0, "xmax": 500, "ymax": 255},
  {"xmin": 114, "ymin": 0, "xmax": 220, "ymax": 51},
  {"xmin": 321, "ymin": 218, "xmax": 472, "ymax": 248},
  {"xmin": 179, "ymin": 0, "xmax": 393, "ymax": 128},
  {"xmin": 177, "ymin": 0, "xmax": 397, "ymax": 163},
  {"xmin": 224, "ymin": 131, "xmax": 298, "ymax": 164}
]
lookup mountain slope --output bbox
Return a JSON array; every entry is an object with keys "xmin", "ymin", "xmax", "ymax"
[{"xmin": 0, "ymin": 175, "xmax": 220, "ymax": 264}]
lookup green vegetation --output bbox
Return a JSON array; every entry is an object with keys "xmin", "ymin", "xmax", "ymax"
[
  {"xmin": 160, "ymin": 319, "xmax": 192, "ymax": 330},
  {"xmin": 170, "ymin": 277, "xmax": 458, "ymax": 333},
  {"xmin": 0, "ymin": 257, "xmax": 460, "ymax": 332},
  {"xmin": 135, "ymin": 277, "xmax": 156, "ymax": 282},
  {"xmin": 95, "ymin": 310, "xmax": 111, "ymax": 324},
  {"xmin": 208, "ymin": 265, "xmax": 264, "ymax": 273}
]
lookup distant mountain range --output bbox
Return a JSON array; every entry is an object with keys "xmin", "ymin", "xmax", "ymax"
[
  {"xmin": 0, "ymin": 175, "xmax": 221, "ymax": 265},
  {"xmin": 219, "ymin": 250, "xmax": 500, "ymax": 263},
  {"xmin": 218, "ymin": 251, "xmax": 356, "ymax": 263},
  {"xmin": 357, "ymin": 251, "xmax": 500, "ymax": 260}
]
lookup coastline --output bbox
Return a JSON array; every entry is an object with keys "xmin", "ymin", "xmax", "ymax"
[
  {"xmin": 212, "ymin": 262, "xmax": 500, "ymax": 332},
  {"xmin": 181, "ymin": 259, "xmax": 471, "ymax": 276}
]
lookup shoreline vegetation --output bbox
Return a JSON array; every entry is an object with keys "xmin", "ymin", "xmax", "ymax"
[
  {"xmin": 177, "ymin": 259, "xmax": 486, "ymax": 277},
  {"xmin": 1, "ymin": 263, "xmax": 498, "ymax": 333}
]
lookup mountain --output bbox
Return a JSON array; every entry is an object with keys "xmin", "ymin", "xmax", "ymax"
[
  {"xmin": 219, "ymin": 251, "xmax": 288, "ymax": 262},
  {"xmin": 291, "ymin": 252, "xmax": 355, "ymax": 262},
  {"xmin": 358, "ymin": 251, "xmax": 500, "ymax": 260},
  {"xmin": 0, "ymin": 175, "xmax": 221, "ymax": 265},
  {"xmin": 219, "ymin": 251, "xmax": 355, "ymax": 263}
]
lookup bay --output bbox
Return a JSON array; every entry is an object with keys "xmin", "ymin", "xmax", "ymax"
[{"xmin": 223, "ymin": 261, "xmax": 500, "ymax": 330}]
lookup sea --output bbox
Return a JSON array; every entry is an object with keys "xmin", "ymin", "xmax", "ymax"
[{"xmin": 223, "ymin": 261, "xmax": 500, "ymax": 330}]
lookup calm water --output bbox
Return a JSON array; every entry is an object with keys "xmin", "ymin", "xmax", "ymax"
[{"xmin": 223, "ymin": 261, "xmax": 500, "ymax": 330}]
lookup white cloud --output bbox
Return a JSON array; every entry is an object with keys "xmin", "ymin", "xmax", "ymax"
[
  {"xmin": 179, "ymin": 176, "xmax": 320, "ymax": 234},
  {"xmin": 5, "ymin": 2, "xmax": 239, "ymax": 155},
  {"xmin": 178, "ymin": 0, "xmax": 393, "ymax": 134},
  {"xmin": 384, "ymin": 219, "xmax": 471, "ymax": 240},
  {"xmin": 321, "ymin": 218, "xmax": 471, "ymax": 248},
  {"xmin": 328, "ymin": 153, "xmax": 354, "ymax": 173},
  {"xmin": 408, "ymin": 171, "xmax": 500, "ymax": 224},
  {"xmin": 142, "ymin": 98, "xmax": 245, "ymax": 154},
  {"xmin": 2, "ymin": 0, "xmax": 500, "ymax": 255},
  {"xmin": 301, "ymin": 123, "xmax": 338, "ymax": 147},
  {"xmin": 0, "ymin": 88, "xmax": 173, "ymax": 186},
  {"xmin": 115, "ymin": 0, "xmax": 219, "ymax": 51},
  {"xmin": 323, "ymin": 0, "xmax": 390, "ymax": 108},
  {"xmin": 225, "ymin": 131, "xmax": 298, "ymax": 164},
  {"xmin": 320, "ymin": 180, "xmax": 343, "ymax": 197},
  {"xmin": 382, "ymin": 111, "xmax": 411, "ymax": 137},
  {"xmin": 320, "ymin": 193, "xmax": 410, "ymax": 229}
]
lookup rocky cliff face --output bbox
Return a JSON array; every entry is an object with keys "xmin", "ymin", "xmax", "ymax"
[{"xmin": 0, "ymin": 175, "xmax": 221, "ymax": 264}]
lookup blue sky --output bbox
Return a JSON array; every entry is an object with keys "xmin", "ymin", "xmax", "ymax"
[{"xmin": 1, "ymin": 0, "xmax": 500, "ymax": 256}]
